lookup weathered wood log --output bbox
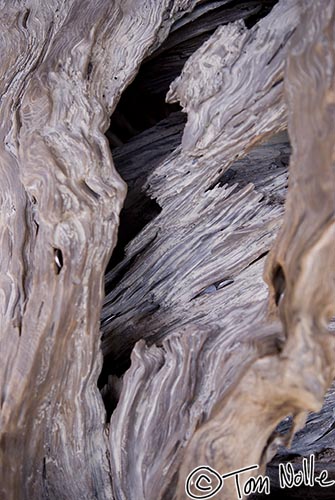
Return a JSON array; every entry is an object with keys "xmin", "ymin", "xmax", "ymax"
[
  {"xmin": 0, "ymin": 2, "xmax": 200, "ymax": 499},
  {"xmin": 0, "ymin": 0, "xmax": 334, "ymax": 499}
]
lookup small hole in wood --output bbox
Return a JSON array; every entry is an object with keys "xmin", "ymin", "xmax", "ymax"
[
  {"xmin": 54, "ymin": 248, "xmax": 63, "ymax": 274},
  {"xmin": 273, "ymin": 264, "xmax": 286, "ymax": 306},
  {"xmin": 86, "ymin": 61, "xmax": 93, "ymax": 80}
]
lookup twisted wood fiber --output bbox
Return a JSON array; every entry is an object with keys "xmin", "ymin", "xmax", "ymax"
[
  {"xmin": 0, "ymin": 1, "xmax": 198, "ymax": 498},
  {"xmin": 0, "ymin": 1, "xmax": 334, "ymax": 499}
]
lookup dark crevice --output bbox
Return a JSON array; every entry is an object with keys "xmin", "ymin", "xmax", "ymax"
[
  {"xmin": 105, "ymin": 197, "xmax": 162, "ymax": 275},
  {"xmin": 98, "ymin": 350, "xmax": 132, "ymax": 421},
  {"xmin": 244, "ymin": 0, "xmax": 278, "ymax": 29},
  {"xmin": 42, "ymin": 457, "xmax": 47, "ymax": 480},
  {"xmin": 86, "ymin": 61, "xmax": 93, "ymax": 80},
  {"xmin": 81, "ymin": 179, "xmax": 100, "ymax": 200},
  {"xmin": 266, "ymin": 27, "xmax": 297, "ymax": 66},
  {"xmin": 100, "ymin": 371, "xmax": 126, "ymax": 423},
  {"xmin": 34, "ymin": 220, "xmax": 39, "ymax": 237},
  {"xmin": 106, "ymin": 97, "xmax": 181, "ymax": 149},
  {"xmin": 22, "ymin": 9, "xmax": 30, "ymax": 30},
  {"xmin": 246, "ymin": 250, "xmax": 270, "ymax": 269}
]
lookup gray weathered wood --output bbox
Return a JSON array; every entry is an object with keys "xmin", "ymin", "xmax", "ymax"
[
  {"xmin": 0, "ymin": 1, "xmax": 199, "ymax": 499},
  {"xmin": 1, "ymin": 1, "xmax": 334, "ymax": 499},
  {"xmin": 101, "ymin": 1, "xmax": 335, "ymax": 499}
]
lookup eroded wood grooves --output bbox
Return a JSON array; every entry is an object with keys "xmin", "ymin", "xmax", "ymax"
[
  {"xmin": 0, "ymin": 2, "xmax": 199, "ymax": 498},
  {"xmin": 0, "ymin": 1, "xmax": 334, "ymax": 499}
]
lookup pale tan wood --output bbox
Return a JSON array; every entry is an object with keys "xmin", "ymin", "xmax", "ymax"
[{"xmin": 0, "ymin": 2, "xmax": 197, "ymax": 498}]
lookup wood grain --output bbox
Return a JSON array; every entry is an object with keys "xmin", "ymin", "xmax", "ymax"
[
  {"xmin": 0, "ymin": 2, "xmax": 198, "ymax": 498},
  {"xmin": 0, "ymin": 1, "xmax": 334, "ymax": 499}
]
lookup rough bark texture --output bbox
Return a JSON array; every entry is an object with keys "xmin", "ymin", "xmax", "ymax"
[
  {"xmin": 0, "ymin": 1, "xmax": 200, "ymax": 499},
  {"xmin": 0, "ymin": 1, "xmax": 334, "ymax": 499}
]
